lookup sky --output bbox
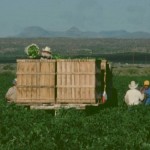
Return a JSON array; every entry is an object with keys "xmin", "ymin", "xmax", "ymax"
[{"xmin": 0, "ymin": 0, "xmax": 150, "ymax": 37}]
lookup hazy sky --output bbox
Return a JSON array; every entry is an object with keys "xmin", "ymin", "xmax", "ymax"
[{"xmin": 0, "ymin": 0, "xmax": 150, "ymax": 37}]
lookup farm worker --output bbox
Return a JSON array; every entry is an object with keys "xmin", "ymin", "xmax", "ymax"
[
  {"xmin": 5, "ymin": 78, "xmax": 17, "ymax": 102},
  {"xmin": 140, "ymin": 80, "xmax": 150, "ymax": 105},
  {"xmin": 41, "ymin": 46, "xmax": 52, "ymax": 59},
  {"xmin": 124, "ymin": 81, "xmax": 144, "ymax": 106}
]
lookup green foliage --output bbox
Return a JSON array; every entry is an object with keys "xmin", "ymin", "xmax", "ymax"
[
  {"xmin": 52, "ymin": 54, "xmax": 63, "ymax": 59},
  {"xmin": 25, "ymin": 44, "xmax": 40, "ymax": 59},
  {"xmin": 1, "ymin": 73, "xmax": 150, "ymax": 149}
]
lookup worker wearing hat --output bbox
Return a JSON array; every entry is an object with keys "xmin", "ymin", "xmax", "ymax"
[
  {"xmin": 141, "ymin": 80, "xmax": 150, "ymax": 105},
  {"xmin": 124, "ymin": 81, "xmax": 144, "ymax": 106},
  {"xmin": 5, "ymin": 78, "xmax": 17, "ymax": 102},
  {"xmin": 41, "ymin": 46, "xmax": 52, "ymax": 59}
]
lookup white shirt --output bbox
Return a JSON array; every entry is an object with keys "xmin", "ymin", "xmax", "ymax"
[
  {"xmin": 5, "ymin": 86, "xmax": 16, "ymax": 102},
  {"xmin": 124, "ymin": 89, "xmax": 144, "ymax": 105}
]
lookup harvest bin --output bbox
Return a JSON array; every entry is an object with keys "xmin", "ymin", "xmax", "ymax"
[
  {"xmin": 16, "ymin": 59, "xmax": 56, "ymax": 104},
  {"xmin": 16, "ymin": 59, "xmax": 112, "ymax": 106}
]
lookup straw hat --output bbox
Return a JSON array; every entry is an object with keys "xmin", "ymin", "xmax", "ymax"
[
  {"xmin": 144, "ymin": 80, "xmax": 150, "ymax": 86},
  {"xmin": 42, "ymin": 46, "xmax": 51, "ymax": 53},
  {"xmin": 128, "ymin": 81, "xmax": 138, "ymax": 89}
]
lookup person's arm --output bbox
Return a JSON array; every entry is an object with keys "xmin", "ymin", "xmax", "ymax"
[
  {"xmin": 139, "ymin": 92, "xmax": 145, "ymax": 102},
  {"xmin": 140, "ymin": 87, "xmax": 145, "ymax": 93}
]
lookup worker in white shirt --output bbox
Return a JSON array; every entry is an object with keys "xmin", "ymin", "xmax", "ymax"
[
  {"xmin": 124, "ymin": 81, "xmax": 144, "ymax": 106},
  {"xmin": 5, "ymin": 78, "xmax": 17, "ymax": 102}
]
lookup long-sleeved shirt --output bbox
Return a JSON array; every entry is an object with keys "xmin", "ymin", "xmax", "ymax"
[
  {"xmin": 5, "ymin": 86, "xmax": 16, "ymax": 102},
  {"xmin": 124, "ymin": 89, "xmax": 144, "ymax": 106},
  {"xmin": 143, "ymin": 88, "xmax": 150, "ymax": 105}
]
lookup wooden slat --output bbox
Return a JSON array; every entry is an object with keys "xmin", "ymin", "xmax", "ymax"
[
  {"xmin": 16, "ymin": 59, "xmax": 56, "ymax": 103},
  {"xmin": 57, "ymin": 59, "xmax": 96, "ymax": 104}
]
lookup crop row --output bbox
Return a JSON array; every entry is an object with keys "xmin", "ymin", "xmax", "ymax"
[{"xmin": 0, "ymin": 72, "xmax": 150, "ymax": 149}]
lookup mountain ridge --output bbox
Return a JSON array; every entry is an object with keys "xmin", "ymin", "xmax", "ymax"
[{"xmin": 16, "ymin": 26, "xmax": 150, "ymax": 39}]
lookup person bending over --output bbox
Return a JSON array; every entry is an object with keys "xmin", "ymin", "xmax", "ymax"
[{"xmin": 5, "ymin": 78, "xmax": 17, "ymax": 102}]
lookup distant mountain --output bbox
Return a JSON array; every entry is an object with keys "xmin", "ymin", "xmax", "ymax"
[
  {"xmin": 99, "ymin": 30, "xmax": 129, "ymax": 38},
  {"xmin": 17, "ymin": 26, "xmax": 50, "ymax": 37},
  {"xmin": 66, "ymin": 26, "xmax": 82, "ymax": 35},
  {"xmin": 16, "ymin": 26, "xmax": 150, "ymax": 39}
]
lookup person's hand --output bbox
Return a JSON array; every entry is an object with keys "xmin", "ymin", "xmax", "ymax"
[{"xmin": 140, "ymin": 87, "xmax": 145, "ymax": 93}]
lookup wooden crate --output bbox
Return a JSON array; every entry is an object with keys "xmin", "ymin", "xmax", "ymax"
[
  {"xmin": 16, "ymin": 59, "xmax": 110, "ymax": 105},
  {"xmin": 56, "ymin": 59, "xmax": 96, "ymax": 104},
  {"xmin": 16, "ymin": 59, "xmax": 56, "ymax": 104}
]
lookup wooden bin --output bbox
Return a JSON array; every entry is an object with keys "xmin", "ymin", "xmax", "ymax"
[
  {"xmin": 16, "ymin": 59, "xmax": 110, "ymax": 105},
  {"xmin": 16, "ymin": 59, "xmax": 56, "ymax": 104},
  {"xmin": 56, "ymin": 59, "xmax": 96, "ymax": 104}
]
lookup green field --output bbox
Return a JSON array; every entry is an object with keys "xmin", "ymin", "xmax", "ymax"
[{"xmin": 1, "ymin": 69, "xmax": 150, "ymax": 149}]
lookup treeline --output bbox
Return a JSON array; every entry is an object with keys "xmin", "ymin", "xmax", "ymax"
[{"xmin": 0, "ymin": 52, "xmax": 149, "ymax": 64}]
